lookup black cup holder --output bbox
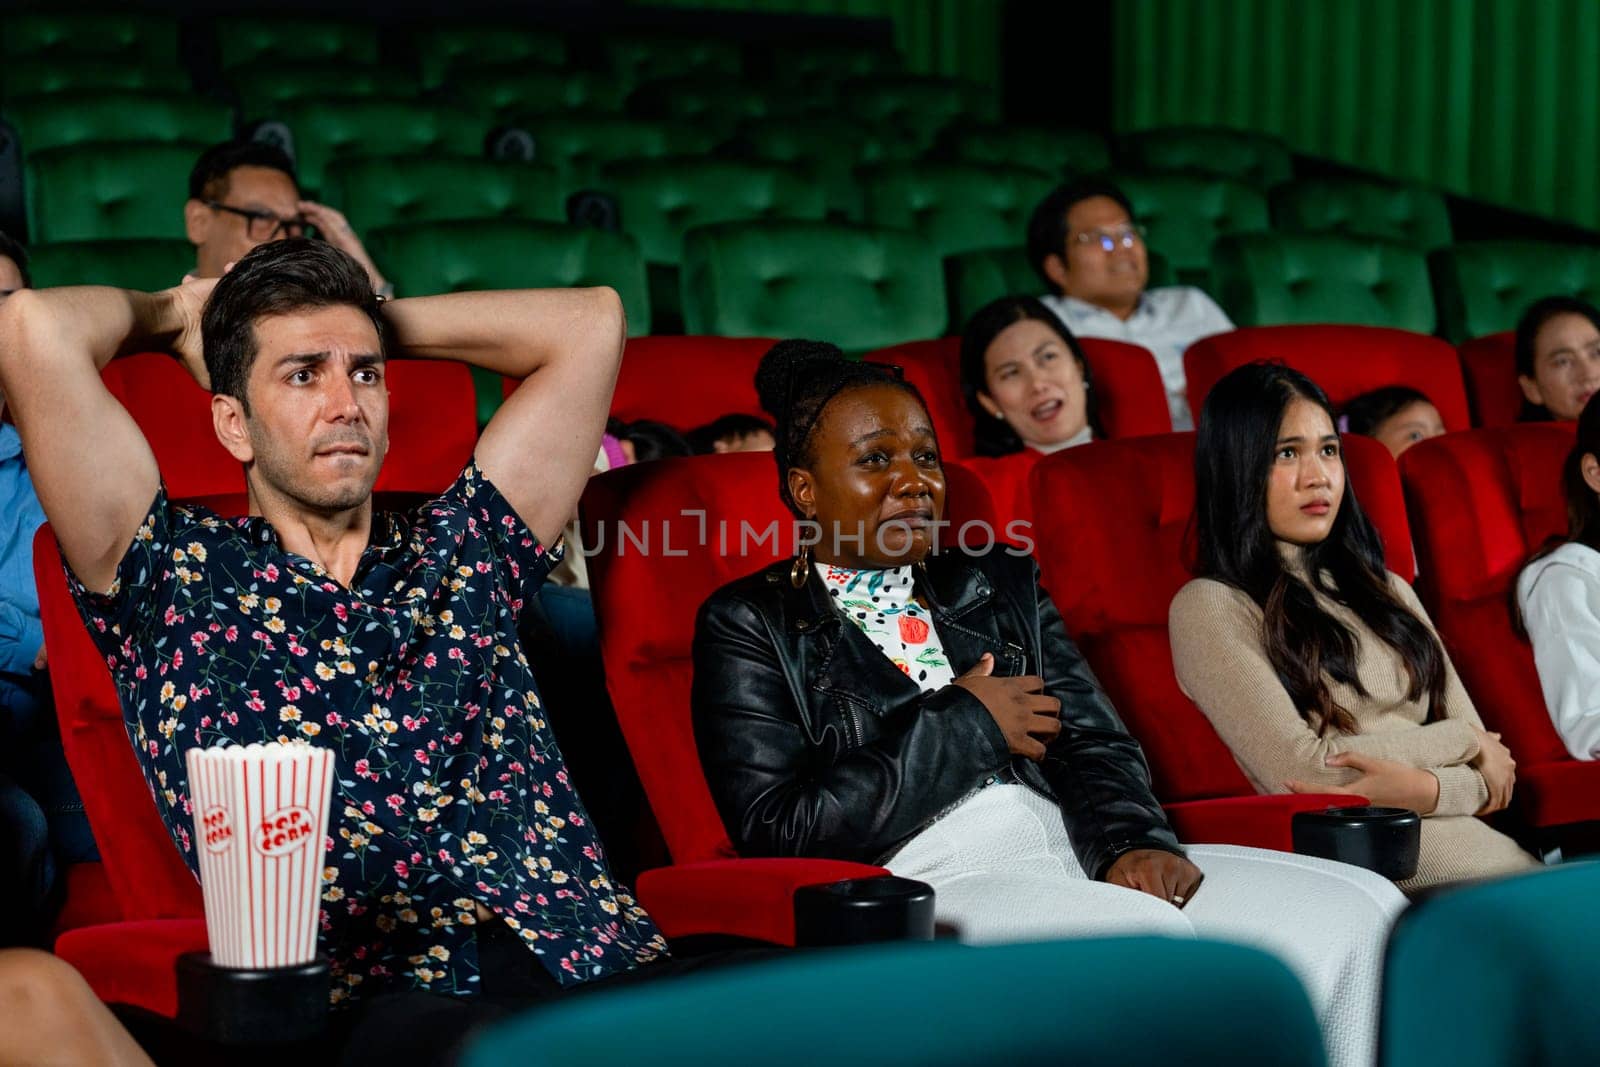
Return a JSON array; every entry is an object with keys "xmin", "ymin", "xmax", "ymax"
[
  {"xmin": 1291, "ymin": 805, "xmax": 1421, "ymax": 881},
  {"xmin": 793, "ymin": 876, "xmax": 936, "ymax": 947},
  {"xmin": 176, "ymin": 952, "xmax": 331, "ymax": 1045}
]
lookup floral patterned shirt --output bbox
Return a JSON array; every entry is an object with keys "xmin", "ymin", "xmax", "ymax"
[
  {"xmin": 815, "ymin": 564, "xmax": 955, "ymax": 692},
  {"xmin": 68, "ymin": 463, "xmax": 666, "ymax": 1005}
]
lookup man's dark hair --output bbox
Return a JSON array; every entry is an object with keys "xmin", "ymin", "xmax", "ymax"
[
  {"xmin": 189, "ymin": 140, "xmax": 299, "ymax": 203},
  {"xmin": 685, "ymin": 413, "xmax": 775, "ymax": 454},
  {"xmin": 0, "ymin": 230, "xmax": 30, "ymax": 289},
  {"xmin": 1025, "ymin": 178, "xmax": 1136, "ymax": 293},
  {"xmin": 201, "ymin": 239, "xmax": 386, "ymax": 412}
]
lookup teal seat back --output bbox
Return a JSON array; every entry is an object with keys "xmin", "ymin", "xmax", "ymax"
[
  {"xmin": 414, "ymin": 24, "xmax": 567, "ymax": 90},
  {"xmin": 944, "ymin": 247, "xmax": 1041, "ymax": 333},
  {"xmin": 861, "ymin": 162, "xmax": 1055, "ymax": 259},
  {"xmin": 940, "ymin": 122, "xmax": 1111, "ymax": 177},
  {"xmin": 1121, "ymin": 126, "xmax": 1293, "ymax": 189},
  {"xmin": 1382, "ymin": 862, "xmax": 1600, "ymax": 1067},
  {"xmin": 4, "ymin": 92, "xmax": 233, "ymax": 159},
  {"xmin": 272, "ymin": 98, "xmax": 488, "ymax": 195},
  {"xmin": 324, "ymin": 156, "xmax": 565, "ymax": 234},
  {"xmin": 214, "ymin": 17, "xmax": 380, "ymax": 70},
  {"xmin": 517, "ymin": 117, "xmax": 718, "ymax": 189},
  {"xmin": 27, "ymin": 141, "xmax": 204, "ymax": 242},
  {"xmin": 766, "ymin": 41, "xmax": 901, "ymax": 88},
  {"xmin": 462, "ymin": 938, "xmax": 1326, "ymax": 1067},
  {"xmin": 603, "ymin": 35, "xmax": 742, "ymax": 94},
  {"xmin": 725, "ymin": 118, "xmax": 888, "ymax": 220},
  {"xmin": 1428, "ymin": 240, "xmax": 1600, "ymax": 342},
  {"xmin": 449, "ymin": 68, "xmax": 627, "ymax": 121},
  {"xmin": 1212, "ymin": 233, "xmax": 1435, "ymax": 332},
  {"xmin": 1272, "ymin": 178, "xmax": 1453, "ymax": 251},
  {"xmin": 841, "ymin": 75, "xmax": 992, "ymax": 157},
  {"xmin": 228, "ymin": 62, "xmax": 417, "ymax": 125},
  {"xmin": 0, "ymin": 59, "xmax": 189, "ymax": 101},
  {"xmin": 682, "ymin": 220, "xmax": 945, "ymax": 351},
  {"xmin": 1117, "ymin": 172, "xmax": 1270, "ymax": 289},
  {"xmin": 1, "ymin": 13, "xmax": 178, "ymax": 65},
  {"xmin": 628, "ymin": 77, "xmax": 790, "ymax": 140},
  {"xmin": 27, "ymin": 238, "xmax": 195, "ymax": 291}
]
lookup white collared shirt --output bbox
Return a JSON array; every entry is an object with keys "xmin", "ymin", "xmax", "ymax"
[
  {"xmin": 1517, "ymin": 540, "xmax": 1600, "ymax": 760},
  {"xmin": 1042, "ymin": 286, "xmax": 1234, "ymax": 431}
]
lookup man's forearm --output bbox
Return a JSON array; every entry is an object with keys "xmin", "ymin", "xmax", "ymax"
[{"xmin": 380, "ymin": 288, "xmax": 624, "ymax": 380}]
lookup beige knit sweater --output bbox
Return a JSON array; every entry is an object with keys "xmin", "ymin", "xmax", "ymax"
[{"xmin": 1169, "ymin": 548, "xmax": 1540, "ymax": 891}]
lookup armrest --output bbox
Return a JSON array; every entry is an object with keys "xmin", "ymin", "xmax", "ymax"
[
  {"xmin": 636, "ymin": 857, "xmax": 889, "ymax": 945},
  {"xmin": 1163, "ymin": 794, "xmax": 1368, "ymax": 853},
  {"xmin": 55, "ymin": 918, "xmax": 210, "ymax": 1018}
]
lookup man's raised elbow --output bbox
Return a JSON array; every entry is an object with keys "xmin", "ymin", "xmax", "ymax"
[{"xmin": 588, "ymin": 285, "xmax": 626, "ymax": 343}]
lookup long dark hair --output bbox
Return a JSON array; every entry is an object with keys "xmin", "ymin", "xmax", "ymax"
[
  {"xmin": 1514, "ymin": 295, "xmax": 1600, "ymax": 422},
  {"xmin": 1514, "ymin": 391, "xmax": 1600, "ymax": 636},
  {"xmin": 1193, "ymin": 362, "xmax": 1449, "ymax": 735},
  {"xmin": 958, "ymin": 295, "xmax": 1106, "ymax": 457}
]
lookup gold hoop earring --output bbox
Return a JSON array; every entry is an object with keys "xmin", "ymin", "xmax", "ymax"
[{"xmin": 790, "ymin": 543, "xmax": 812, "ymax": 588}]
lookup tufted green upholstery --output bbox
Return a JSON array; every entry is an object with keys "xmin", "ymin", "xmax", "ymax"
[
  {"xmin": 1, "ymin": 13, "xmax": 178, "ymax": 64},
  {"xmin": 726, "ymin": 117, "xmax": 890, "ymax": 221},
  {"xmin": 764, "ymin": 41, "xmax": 902, "ymax": 88},
  {"xmin": 841, "ymin": 75, "xmax": 993, "ymax": 157},
  {"xmin": 1211, "ymin": 232, "xmax": 1435, "ymax": 331},
  {"xmin": 682, "ymin": 220, "xmax": 945, "ymax": 351},
  {"xmin": 462, "ymin": 939, "xmax": 1325, "ymax": 1067},
  {"xmin": 604, "ymin": 35, "xmax": 742, "ymax": 94},
  {"xmin": 940, "ymin": 122, "xmax": 1111, "ymax": 177},
  {"xmin": 270, "ymin": 98, "xmax": 489, "ymax": 196},
  {"xmin": 26, "ymin": 141, "xmax": 205, "ymax": 242},
  {"xmin": 1382, "ymin": 862, "xmax": 1600, "ymax": 1067},
  {"xmin": 228, "ymin": 63, "xmax": 417, "ymax": 125},
  {"xmin": 4, "ymin": 93, "xmax": 233, "ymax": 160},
  {"xmin": 1116, "ymin": 172, "xmax": 1269, "ymax": 289},
  {"xmin": 324, "ymin": 156, "xmax": 565, "ymax": 235},
  {"xmin": 213, "ymin": 17, "xmax": 380, "ymax": 70},
  {"xmin": 413, "ymin": 24, "xmax": 567, "ymax": 90},
  {"xmin": 27, "ymin": 238, "xmax": 195, "ymax": 290},
  {"xmin": 0, "ymin": 59, "xmax": 189, "ymax": 101},
  {"xmin": 448, "ymin": 67, "xmax": 626, "ymax": 122},
  {"xmin": 1120, "ymin": 126, "xmax": 1294, "ymax": 189},
  {"xmin": 1428, "ymin": 240, "xmax": 1600, "ymax": 342},
  {"xmin": 1272, "ymin": 177, "xmax": 1452, "ymax": 251},
  {"xmin": 628, "ymin": 77, "xmax": 800, "ymax": 140},
  {"xmin": 861, "ymin": 162, "xmax": 1056, "ymax": 259},
  {"xmin": 515, "ymin": 117, "xmax": 718, "ymax": 190}
]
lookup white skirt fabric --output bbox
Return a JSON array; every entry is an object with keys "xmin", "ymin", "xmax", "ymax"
[{"xmin": 887, "ymin": 784, "xmax": 1405, "ymax": 1067}]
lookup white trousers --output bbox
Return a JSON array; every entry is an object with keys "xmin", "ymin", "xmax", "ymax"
[{"xmin": 887, "ymin": 785, "xmax": 1405, "ymax": 1067}]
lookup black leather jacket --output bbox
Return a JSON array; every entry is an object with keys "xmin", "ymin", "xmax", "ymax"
[{"xmin": 691, "ymin": 549, "xmax": 1182, "ymax": 880}]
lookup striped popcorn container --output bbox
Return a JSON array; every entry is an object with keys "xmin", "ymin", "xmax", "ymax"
[{"xmin": 186, "ymin": 742, "xmax": 335, "ymax": 969}]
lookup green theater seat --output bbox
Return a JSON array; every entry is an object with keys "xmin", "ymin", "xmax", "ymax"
[
  {"xmin": 0, "ymin": 59, "xmax": 189, "ymax": 101},
  {"xmin": 461, "ymin": 939, "xmax": 1325, "ymax": 1067},
  {"xmin": 1120, "ymin": 126, "xmax": 1294, "ymax": 189},
  {"xmin": 1, "ymin": 12, "xmax": 178, "ymax": 65},
  {"xmin": 4, "ymin": 92, "xmax": 233, "ymax": 159},
  {"xmin": 228, "ymin": 62, "xmax": 417, "ymax": 125},
  {"xmin": 724, "ymin": 117, "xmax": 889, "ymax": 221},
  {"xmin": 27, "ymin": 141, "xmax": 204, "ymax": 242},
  {"xmin": 600, "ymin": 157, "xmax": 829, "ymax": 330},
  {"xmin": 841, "ymin": 75, "xmax": 993, "ymax": 157},
  {"xmin": 514, "ymin": 117, "xmax": 718, "ymax": 190},
  {"xmin": 1211, "ymin": 232, "xmax": 1435, "ymax": 332},
  {"xmin": 603, "ymin": 35, "xmax": 742, "ymax": 95},
  {"xmin": 413, "ymin": 24, "xmax": 567, "ymax": 90},
  {"xmin": 939, "ymin": 122, "xmax": 1111, "ymax": 177},
  {"xmin": 1382, "ymin": 862, "xmax": 1600, "ymax": 1067},
  {"xmin": 269, "ymin": 98, "xmax": 490, "ymax": 196},
  {"xmin": 214, "ymin": 17, "xmax": 380, "ymax": 70},
  {"xmin": 1272, "ymin": 177, "xmax": 1452, "ymax": 251},
  {"xmin": 323, "ymin": 156, "xmax": 565, "ymax": 235},
  {"xmin": 861, "ymin": 161, "xmax": 1055, "ymax": 259},
  {"xmin": 27, "ymin": 238, "xmax": 194, "ymax": 290},
  {"xmin": 1117, "ymin": 172, "xmax": 1270, "ymax": 289},
  {"xmin": 681, "ymin": 220, "xmax": 945, "ymax": 351},
  {"xmin": 628, "ymin": 77, "xmax": 797, "ymax": 140},
  {"xmin": 764, "ymin": 41, "xmax": 902, "ymax": 88},
  {"xmin": 1429, "ymin": 240, "xmax": 1600, "ymax": 342},
  {"xmin": 447, "ymin": 67, "xmax": 627, "ymax": 122}
]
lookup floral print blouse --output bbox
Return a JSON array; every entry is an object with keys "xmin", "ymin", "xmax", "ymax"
[
  {"xmin": 68, "ymin": 463, "xmax": 666, "ymax": 1005},
  {"xmin": 815, "ymin": 563, "xmax": 955, "ymax": 693}
]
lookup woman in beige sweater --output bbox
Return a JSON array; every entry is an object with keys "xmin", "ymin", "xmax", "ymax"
[{"xmin": 1170, "ymin": 363, "xmax": 1539, "ymax": 891}]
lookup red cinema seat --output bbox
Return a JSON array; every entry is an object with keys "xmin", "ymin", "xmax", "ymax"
[
  {"xmin": 1185, "ymin": 326, "xmax": 1472, "ymax": 432},
  {"xmin": 103, "ymin": 352, "xmax": 237, "ymax": 499},
  {"xmin": 1457, "ymin": 331, "xmax": 1519, "ymax": 427},
  {"xmin": 373, "ymin": 360, "xmax": 478, "ymax": 497},
  {"xmin": 1400, "ymin": 424, "xmax": 1600, "ymax": 837},
  {"xmin": 579, "ymin": 452, "xmax": 995, "ymax": 942},
  {"xmin": 602, "ymin": 336, "xmax": 773, "ymax": 430},
  {"xmin": 1026, "ymin": 432, "xmax": 1411, "ymax": 850}
]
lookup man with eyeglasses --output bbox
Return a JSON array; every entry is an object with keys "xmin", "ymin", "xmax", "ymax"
[
  {"xmin": 183, "ymin": 140, "xmax": 392, "ymax": 298},
  {"xmin": 1025, "ymin": 178, "xmax": 1233, "ymax": 430}
]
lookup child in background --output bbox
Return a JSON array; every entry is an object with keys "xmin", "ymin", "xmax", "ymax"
[{"xmin": 1340, "ymin": 386, "xmax": 1446, "ymax": 459}]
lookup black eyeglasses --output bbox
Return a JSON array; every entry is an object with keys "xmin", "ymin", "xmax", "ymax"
[{"xmin": 206, "ymin": 201, "xmax": 307, "ymax": 241}]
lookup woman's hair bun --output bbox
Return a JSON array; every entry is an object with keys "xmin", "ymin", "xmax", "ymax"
[{"xmin": 754, "ymin": 339, "xmax": 847, "ymax": 419}]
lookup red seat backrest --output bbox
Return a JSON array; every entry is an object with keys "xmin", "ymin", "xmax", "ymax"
[
  {"xmin": 1185, "ymin": 326, "xmax": 1473, "ymax": 432},
  {"xmin": 1458, "ymin": 331, "xmax": 1519, "ymax": 427},
  {"xmin": 103, "ymin": 353, "xmax": 237, "ymax": 499},
  {"xmin": 1399, "ymin": 424, "xmax": 1576, "ymax": 764},
  {"xmin": 374, "ymin": 361, "xmax": 478, "ymax": 496},
  {"xmin": 32, "ymin": 528, "xmax": 204, "ymax": 921},
  {"xmin": 580, "ymin": 451, "xmax": 994, "ymax": 863},
  {"xmin": 1028, "ymin": 432, "xmax": 1413, "ymax": 803}
]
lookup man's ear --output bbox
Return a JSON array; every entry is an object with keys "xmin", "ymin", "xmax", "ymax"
[
  {"xmin": 1042, "ymin": 252, "xmax": 1071, "ymax": 296},
  {"xmin": 1518, "ymin": 373, "xmax": 1545, "ymax": 408},
  {"xmin": 212, "ymin": 393, "xmax": 254, "ymax": 463},
  {"xmin": 184, "ymin": 199, "xmax": 210, "ymax": 248},
  {"xmin": 788, "ymin": 467, "xmax": 817, "ymax": 518}
]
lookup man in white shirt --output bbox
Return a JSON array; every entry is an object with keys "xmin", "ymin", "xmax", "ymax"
[{"xmin": 1027, "ymin": 179, "xmax": 1234, "ymax": 430}]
